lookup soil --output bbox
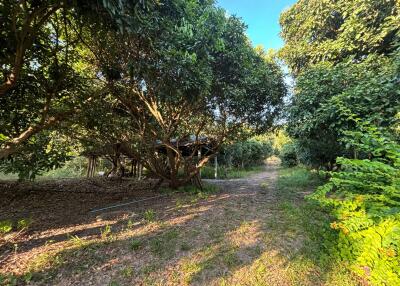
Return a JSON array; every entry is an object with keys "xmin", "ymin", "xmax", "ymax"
[{"xmin": 0, "ymin": 160, "xmax": 353, "ymax": 285}]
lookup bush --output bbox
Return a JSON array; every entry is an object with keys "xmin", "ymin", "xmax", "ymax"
[
  {"xmin": 308, "ymin": 125, "xmax": 400, "ymax": 285},
  {"xmin": 220, "ymin": 139, "xmax": 273, "ymax": 168},
  {"xmin": 279, "ymin": 143, "xmax": 298, "ymax": 167}
]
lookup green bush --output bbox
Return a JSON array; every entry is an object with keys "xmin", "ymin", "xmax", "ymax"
[
  {"xmin": 220, "ymin": 139, "xmax": 273, "ymax": 168},
  {"xmin": 308, "ymin": 125, "xmax": 400, "ymax": 285},
  {"xmin": 279, "ymin": 143, "xmax": 298, "ymax": 167}
]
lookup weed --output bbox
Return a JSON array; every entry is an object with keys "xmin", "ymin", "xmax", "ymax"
[
  {"xmin": 17, "ymin": 218, "xmax": 32, "ymax": 230},
  {"xmin": 276, "ymin": 167, "xmax": 323, "ymax": 193},
  {"xmin": 143, "ymin": 209, "xmax": 156, "ymax": 223},
  {"xmin": 181, "ymin": 260, "xmax": 202, "ymax": 284},
  {"xmin": 141, "ymin": 263, "xmax": 159, "ymax": 275},
  {"xmin": 222, "ymin": 248, "xmax": 240, "ymax": 268},
  {"xmin": 120, "ymin": 266, "xmax": 134, "ymax": 278},
  {"xmin": 68, "ymin": 235, "xmax": 87, "ymax": 248},
  {"xmin": 100, "ymin": 225, "xmax": 115, "ymax": 242},
  {"xmin": 29, "ymin": 252, "xmax": 63, "ymax": 272},
  {"xmin": 126, "ymin": 219, "xmax": 134, "ymax": 229},
  {"xmin": 130, "ymin": 239, "xmax": 142, "ymax": 251},
  {"xmin": 0, "ymin": 220, "xmax": 12, "ymax": 235},
  {"xmin": 201, "ymin": 165, "xmax": 265, "ymax": 179},
  {"xmin": 149, "ymin": 229, "xmax": 179, "ymax": 257},
  {"xmin": 175, "ymin": 198, "xmax": 184, "ymax": 208}
]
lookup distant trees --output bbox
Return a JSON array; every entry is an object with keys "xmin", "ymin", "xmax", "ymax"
[{"xmin": 219, "ymin": 139, "xmax": 273, "ymax": 169}]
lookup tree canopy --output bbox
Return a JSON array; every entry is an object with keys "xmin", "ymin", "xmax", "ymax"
[
  {"xmin": 0, "ymin": 0, "xmax": 287, "ymax": 183},
  {"xmin": 280, "ymin": 0, "xmax": 400, "ymax": 74}
]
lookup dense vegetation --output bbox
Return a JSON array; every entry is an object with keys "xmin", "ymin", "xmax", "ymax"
[
  {"xmin": 0, "ymin": 0, "xmax": 286, "ymax": 185},
  {"xmin": 1, "ymin": 0, "xmax": 399, "ymax": 284},
  {"xmin": 280, "ymin": 0, "xmax": 400, "ymax": 284}
]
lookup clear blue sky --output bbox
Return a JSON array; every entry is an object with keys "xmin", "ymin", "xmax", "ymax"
[{"xmin": 217, "ymin": 0, "xmax": 297, "ymax": 50}]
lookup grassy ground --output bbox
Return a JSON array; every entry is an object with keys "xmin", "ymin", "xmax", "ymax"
[
  {"xmin": 200, "ymin": 165, "xmax": 265, "ymax": 179},
  {"xmin": 0, "ymin": 165, "xmax": 359, "ymax": 286}
]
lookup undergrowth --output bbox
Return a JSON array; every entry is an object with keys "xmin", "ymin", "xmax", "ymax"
[{"xmin": 275, "ymin": 167, "xmax": 358, "ymax": 285}]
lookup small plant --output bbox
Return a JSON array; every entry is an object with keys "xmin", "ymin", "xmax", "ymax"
[
  {"xmin": 279, "ymin": 143, "xmax": 298, "ymax": 167},
  {"xmin": 100, "ymin": 225, "xmax": 113, "ymax": 241},
  {"xmin": 17, "ymin": 218, "xmax": 32, "ymax": 230},
  {"xmin": 175, "ymin": 199, "xmax": 184, "ymax": 209},
  {"xmin": 68, "ymin": 235, "xmax": 87, "ymax": 248},
  {"xmin": 141, "ymin": 263, "xmax": 159, "ymax": 275},
  {"xmin": 143, "ymin": 209, "xmax": 156, "ymax": 223},
  {"xmin": 0, "ymin": 220, "xmax": 12, "ymax": 235},
  {"xmin": 130, "ymin": 239, "xmax": 142, "ymax": 251},
  {"xmin": 149, "ymin": 229, "xmax": 179, "ymax": 257},
  {"xmin": 120, "ymin": 266, "xmax": 134, "ymax": 278},
  {"xmin": 223, "ymin": 249, "xmax": 240, "ymax": 268},
  {"xmin": 126, "ymin": 219, "xmax": 134, "ymax": 229}
]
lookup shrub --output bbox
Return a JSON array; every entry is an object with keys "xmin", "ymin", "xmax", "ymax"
[
  {"xmin": 308, "ymin": 125, "xmax": 400, "ymax": 285},
  {"xmin": 220, "ymin": 139, "xmax": 273, "ymax": 168},
  {"xmin": 279, "ymin": 143, "xmax": 298, "ymax": 167}
]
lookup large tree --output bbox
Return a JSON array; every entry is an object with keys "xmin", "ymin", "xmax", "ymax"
[
  {"xmin": 280, "ymin": 0, "xmax": 400, "ymax": 169},
  {"xmin": 280, "ymin": 0, "xmax": 399, "ymax": 74},
  {"xmin": 0, "ymin": 0, "xmax": 156, "ymax": 177},
  {"xmin": 78, "ymin": 0, "xmax": 286, "ymax": 187},
  {"xmin": 0, "ymin": 0, "xmax": 155, "ymax": 160}
]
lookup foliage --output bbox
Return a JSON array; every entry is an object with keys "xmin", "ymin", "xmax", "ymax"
[
  {"xmin": 143, "ymin": 209, "xmax": 156, "ymax": 223},
  {"xmin": 0, "ymin": 0, "xmax": 158, "ymax": 175},
  {"xmin": 219, "ymin": 139, "xmax": 273, "ymax": 169},
  {"xmin": 279, "ymin": 142, "xmax": 298, "ymax": 167},
  {"xmin": 274, "ymin": 167, "xmax": 358, "ymax": 285},
  {"xmin": 0, "ymin": 1, "xmax": 286, "ymax": 183},
  {"xmin": 280, "ymin": 0, "xmax": 400, "ymax": 73},
  {"xmin": 0, "ymin": 133, "xmax": 73, "ymax": 180},
  {"xmin": 0, "ymin": 220, "xmax": 12, "ymax": 235},
  {"xmin": 308, "ymin": 125, "xmax": 400, "ymax": 285},
  {"xmin": 286, "ymin": 50, "xmax": 400, "ymax": 169},
  {"xmin": 75, "ymin": 1, "xmax": 286, "ymax": 188},
  {"xmin": 0, "ymin": 2, "xmax": 101, "ymax": 174}
]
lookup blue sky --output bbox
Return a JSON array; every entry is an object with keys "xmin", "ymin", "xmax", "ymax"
[{"xmin": 217, "ymin": 0, "xmax": 297, "ymax": 50}]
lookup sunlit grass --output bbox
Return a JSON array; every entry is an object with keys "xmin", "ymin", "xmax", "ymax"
[{"xmin": 201, "ymin": 165, "xmax": 265, "ymax": 179}]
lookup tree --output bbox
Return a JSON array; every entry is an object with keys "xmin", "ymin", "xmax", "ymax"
[
  {"xmin": 281, "ymin": 0, "xmax": 400, "ymax": 169},
  {"xmin": 0, "ymin": 0, "xmax": 155, "ymax": 161},
  {"xmin": 78, "ymin": 0, "xmax": 286, "ymax": 188},
  {"xmin": 280, "ymin": 0, "xmax": 399, "ymax": 74},
  {"xmin": 286, "ymin": 52, "xmax": 400, "ymax": 169},
  {"xmin": 0, "ymin": 0, "xmax": 156, "ymax": 176}
]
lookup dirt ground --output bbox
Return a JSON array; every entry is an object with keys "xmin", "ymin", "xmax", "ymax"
[{"xmin": 0, "ymin": 161, "xmax": 357, "ymax": 286}]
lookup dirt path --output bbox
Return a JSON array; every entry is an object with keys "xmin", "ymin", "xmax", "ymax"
[{"xmin": 1, "ymin": 163, "xmax": 354, "ymax": 285}]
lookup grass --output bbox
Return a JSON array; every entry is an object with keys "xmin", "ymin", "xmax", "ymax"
[
  {"xmin": 2, "ymin": 165, "xmax": 360, "ymax": 286},
  {"xmin": 149, "ymin": 229, "xmax": 180, "ymax": 258},
  {"xmin": 143, "ymin": 209, "xmax": 156, "ymax": 223},
  {"xmin": 200, "ymin": 165, "xmax": 265, "ymax": 179},
  {"xmin": 270, "ymin": 167, "xmax": 358, "ymax": 285}
]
